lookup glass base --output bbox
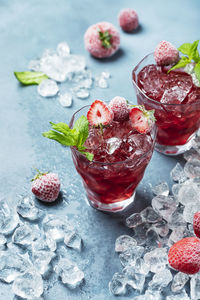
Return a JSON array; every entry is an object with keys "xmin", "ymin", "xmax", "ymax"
[
  {"xmin": 85, "ymin": 192, "xmax": 136, "ymax": 213},
  {"xmin": 155, "ymin": 133, "xmax": 196, "ymax": 156}
]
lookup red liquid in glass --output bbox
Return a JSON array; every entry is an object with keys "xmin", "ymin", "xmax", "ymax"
[
  {"xmin": 71, "ymin": 120, "xmax": 155, "ymax": 207},
  {"xmin": 136, "ymin": 64, "xmax": 200, "ymax": 146}
]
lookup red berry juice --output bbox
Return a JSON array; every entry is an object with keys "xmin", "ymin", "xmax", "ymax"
[
  {"xmin": 70, "ymin": 108, "xmax": 156, "ymax": 211},
  {"xmin": 134, "ymin": 63, "xmax": 200, "ymax": 148}
]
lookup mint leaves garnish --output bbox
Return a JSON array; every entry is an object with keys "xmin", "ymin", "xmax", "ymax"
[
  {"xmin": 42, "ymin": 116, "xmax": 94, "ymax": 161},
  {"xmin": 98, "ymin": 30, "xmax": 112, "ymax": 49},
  {"xmin": 169, "ymin": 40, "xmax": 200, "ymax": 82},
  {"xmin": 14, "ymin": 71, "xmax": 48, "ymax": 85}
]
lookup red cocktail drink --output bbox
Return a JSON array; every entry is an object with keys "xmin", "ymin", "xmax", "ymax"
[
  {"xmin": 70, "ymin": 105, "xmax": 156, "ymax": 212},
  {"xmin": 132, "ymin": 53, "xmax": 200, "ymax": 155}
]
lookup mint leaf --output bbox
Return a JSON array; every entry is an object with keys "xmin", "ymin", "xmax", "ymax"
[
  {"xmin": 73, "ymin": 116, "xmax": 89, "ymax": 148},
  {"xmin": 178, "ymin": 43, "xmax": 193, "ymax": 56},
  {"xmin": 14, "ymin": 71, "xmax": 48, "ymax": 85},
  {"xmin": 194, "ymin": 61, "xmax": 200, "ymax": 81},
  {"xmin": 190, "ymin": 40, "xmax": 200, "ymax": 62},
  {"xmin": 168, "ymin": 56, "xmax": 189, "ymax": 72},
  {"xmin": 80, "ymin": 151, "xmax": 94, "ymax": 161},
  {"xmin": 42, "ymin": 130, "xmax": 77, "ymax": 146}
]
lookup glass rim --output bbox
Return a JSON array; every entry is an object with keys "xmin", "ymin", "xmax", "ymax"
[
  {"xmin": 69, "ymin": 104, "xmax": 157, "ymax": 166},
  {"xmin": 132, "ymin": 52, "xmax": 200, "ymax": 107}
]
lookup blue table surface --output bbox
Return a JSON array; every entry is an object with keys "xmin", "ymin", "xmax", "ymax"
[{"xmin": 0, "ymin": 0, "xmax": 200, "ymax": 299}]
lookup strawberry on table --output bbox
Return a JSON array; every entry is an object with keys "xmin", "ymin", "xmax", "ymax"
[
  {"xmin": 193, "ymin": 211, "xmax": 200, "ymax": 238},
  {"xmin": 31, "ymin": 170, "xmax": 60, "ymax": 202},
  {"xmin": 87, "ymin": 100, "xmax": 114, "ymax": 126},
  {"xmin": 129, "ymin": 106, "xmax": 155, "ymax": 134},
  {"xmin": 168, "ymin": 237, "xmax": 200, "ymax": 275}
]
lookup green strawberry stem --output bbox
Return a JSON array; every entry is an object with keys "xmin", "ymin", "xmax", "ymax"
[
  {"xmin": 98, "ymin": 29, "xmax": 112, "ymax": 49},
  {"xmin": 31, "ymin": 169, "xmax": 48, "ymax": 181}
]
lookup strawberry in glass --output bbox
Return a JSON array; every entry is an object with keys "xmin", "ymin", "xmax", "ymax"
[
  {"xmin": 43, "ymin": 98, "xmax": 156, "ymax": 212},
  {"xmin": 132, "ymin": 40, "xmax": 200, "ymax": 155}
]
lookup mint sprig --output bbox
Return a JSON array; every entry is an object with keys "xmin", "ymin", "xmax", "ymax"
[
  {"xmin": 42, "ymin": 116, "xmax": 94, "ymax": 161},
  {"xmin": 98, "ymin": 30, "xmax": 112, "ymax": 49},
  {"xmin": 168, "ymin": 40, "xmax": 200, "ymax": 82},
  {"xmin": 14, "ymin": 71, "xmax": 48, "ymax": 85}
]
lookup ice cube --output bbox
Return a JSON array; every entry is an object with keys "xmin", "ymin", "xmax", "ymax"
[
  {"xmin": 98, "ymin": 77, "xmax": 108, "ymax": 88},
  {"xmin": 61, "ymin": 54, "xmax": 86, "ymax": 73},
  {"xmin": 168, "ymin": 209, "xmax": 187, "ymax": 230},
  {"xmin": 0, "ymin": 198, "xmax": 19, "ymax": 235},
  {"xmin": 172, "ymin": 183, "xmax": 183, "ymax": 198},
  {"xmin": 151, "ymin": 195, "xmax": 177, "ymax": 222},
  {"xmin": 64, "ymin": 230, "xmax": 82, "ymax": 251},
  {"xmin": 126, "ymin": 213, "xmax": 143, "ymax": 228},
  {"xmin": 72, "ymin": 86, "xmax": 89, "ymax": 99},
  {"xmin": 28, "ymin": 59, "xmax": 41, "ymax": 71},
  {"xmin": 148, "ymin": 269, "xmax": 172, "ymax": 289},
  {"xmin": 12, "ymin": 224, "xmax": 40, "ymax": 247},
  {"xmin": 72, "ymin": 70, "xmax": 93, "ymax": 88},
  {"xmin": 0, "ymin": 251, "xmax": 32, "ymax": 283},
  {"xmin": 184, "ymin": 62, "xmax": 195, "ymax": 74},
  {"xmin": 150, "ymin": 220, "xmax": 169, "ymax": 237},
  {"xmin": 132, "ymin": 223, "xmax": 151, "ymax": 246},
  {"xmin": 109, "ymin": 272, "xmax": 127, "ymax": 295},
  {"xmin": 161, "ymin": 86, "xmax": 188, "ymax": 104},
  {"xmin": 31, "ymin": 250, "xmax": 56, "ymax": 275},
  {"xmin": 101, "ymin": 71, "xmax": 110, "ymax": 79},
  {"xmin": 140, "ymin": 207, "xmax": 162, "ymax": 223},
  {"xmin": 190, "ymin": 272, "xmax": 200, "ymax": 300},
  {"xmin": 115, "ymin": 235, "xmax": 137, "ymax": 253},
  {"xmin": 37, "ymin": 79, "xmax": 59, "ymax": 97},
  {"xmin": 32, "ymin": 235, "xmax": 57, "ymax": 252},
  {"xmin": 0, "ymin": 234, "xmax": 6, "ymax": 250},
  {"xmin": 166, "ymin": 289, "xmax": 190, "ymax": 300},
  {"xmin": 170, "ymin": 163, "xmax": 187, "ymax": 183},
  {"xmin": 12, "ymin": 269, "xmax": 43, "ymax": 299},
  {"xmin": 184, "ymin": 158, "xmax": 200, "ymax": 178},
  {"xmin": 183, "ymin": 148, "xmax": 200, "ymax": 161},
  {"xmin": 58, "ymin": 92, "xmax": 73, "ymax": 107},
  {"xmin": 143, "ymin": 248, "xmax": 168, "ymax": 273},
  {"xmin": 42, "ymin": 214, "xmax": 73, "ymax": 241},
  {"xmin": 183, "ymin": 202, "xmax": 200, "ymax": 223},
  {"xmin": 123, "ymin": 265, "xmax": 145, "ymax": 292},
  {"xmin": 168, "ymin": 226, "xmax": 187, "ymax": 247},
  {"xmin": 127, "ymin": 257, "xmax": 150, "ymax": 275},
  {"xmin": 152, "ymin": 181, "xmax": 169, "ymax": 196},
  {"xmin": 177, "ymin": 181, "xmax": 200, "ymax": 206},
  {"xmin": 17, "ymin": 196, "xmax": 42, "ymax": 221},
  {"xmin": 171, "ymin": 272, "xmax": 189, "ymax": 293},
  {"xmin": 106, "ymin": 137, "xmax": 122, "ymax": 155},
  {"xmin": 54, "ymin": 258, "xmax": 84, "ymax": 289},
  {"xmin": 119, "ymin": 246, "xmax": 144, "ymax": 267},
  {"xmin": 57, "ymin": 42, "xmax": 70, "ymax": 57}
]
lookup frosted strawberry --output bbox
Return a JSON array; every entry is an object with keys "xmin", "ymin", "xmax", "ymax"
[
  {"xmin": 129, "ymin": 106, "xmax": 155, "ymax": 133},
  {"xmin": 109, "ymin": 96, "xmax": 129, "ymax": 121},
  {"xmin": 154, "ymin": 40, "xmax": 179, "ymax": 66},
  {"xmin": 87, "ymin": 100, "xmax": 114, "ymax": 126},
  {"xmin": 84, "ymin": 22, "xmax": 120, "ymax": 58},
  {"xmin": 193, "ymin": 211, "xmax": 200, "ymax": 238},
  {"xmin": 168, "ymin": 237, "xmax": 200, "ymax": 275},
  {"xmin": 31, "ymin": 170, "xmax": 60, "ymax": 202},
  {"xmin": 118, "ymin": 8, "xmax": 139, "ymax": 32}
]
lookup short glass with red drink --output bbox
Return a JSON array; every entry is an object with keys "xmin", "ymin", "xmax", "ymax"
[
  {"xmin": 69, "ymin": 105, "xmax": 157, "ymax": 212},
  {"xmin": 132, "ymin": 53, "xmax": 200, "ymax": 155}
]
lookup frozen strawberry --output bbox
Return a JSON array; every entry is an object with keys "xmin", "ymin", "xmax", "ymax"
[
  {"xmin": 84, "ymin": 22, "xmax": 120, "ymax": 58},
  {"xmin": 87, "ymin": 100, "xmax": 114, "ymax": 126},
  {"xmin": 31, "ymin": 171, "xmax": 60, "ymax": 202},
  {"xmin": 118, "ymin": 8, "xmax": 139, "ymax": 32},
  {"xmin": 168, "ymin": 237, "xmax": 200, "ymax": 275},
  {"xmin": 129, "ymin": 106, "xmax": 155, "ymax": 133},
  {"xmin": 109, "ymin": 96, "xmax": 129, "ymax": 121},
  {"xmin": 193, "ymin": 211, "xmax": 200, "ymax": 238},
  {"xmin": 154, "ymin": 40, "xmax": 179, "ymax": 66}
]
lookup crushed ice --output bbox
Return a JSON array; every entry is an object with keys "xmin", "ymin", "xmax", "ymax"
[{"xmin": 109, "ymin": 133, "xmax": 200, "ymax": 298}]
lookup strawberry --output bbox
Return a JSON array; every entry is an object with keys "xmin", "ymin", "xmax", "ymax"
[
  {"xmin": 87, "ymin": 100, "xmax": 114, "ymax": 126},
  {"xmin": 31, "ymin": 171, "xmax": 60, "ymax": 202},
  {"xmin": 154, "ymin": 40, "xmax": 179, "ymax": 66},
  {"xmin": 168, "ymin": 237, "xmax": 200, "ymax": 275},
  {"xmin": 193, "ymin": 211, "xmax": 200, "ymax": 238},
  {"xmin": 108, "ymin": 96, "xmax": 129, "ymax": 122},
  {"xmin": 129, "ymin": 106, "xmax": 155, "ymax": 134}
]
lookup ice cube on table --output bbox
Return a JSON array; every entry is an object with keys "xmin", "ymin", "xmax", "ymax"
[
  {"xmin": 115, "ymin": 235, "xmax": 137, "ymax": 253},
  {"xmin": 101, "ymin": 71, "xmax": 110, "ymax": 79},
  {"xmin": 148, "ymin": 269, "xmax": 172, "ymax": 289},
  {"xmin": 12, "ymin": 269, "xmax": 43, "ymax": 299},
  {"xmin": 71, "ymin": 86, "xmax": 89, "ymax": 99},
  {"xmin": 119, "ymin": 246, "xmax": 144, "ymax": 267},
  {"xmin": 133, "ymin": 257, "xmax": 150, "ymax": 275},
  {"xmin": 32, "ymin": 235, "xmax": 57, "ymax": 252},
  {"xmin": 0, "ymin": 198, "xmax": 19, "ymax": 235},
  {"xmin": 126, "ymin": 213, "xmax": 143, "ymax": 228},
  {"xmin": 171, "ymin": 272, "xmax": 189, "ymax": 293},
  {"xmin": 190, "ymin": 272, "xmax": 200, "ymax": 300},
  {"xmin": 183, "ymin": 148, "xmax": 200, "ymax": 161},
  {"xmin": 150, "ymin": 219, "xmax": 169, "ymax": 237},
  {"xmin": 17, "ymin": 196, "xmax": 42, "ymax": 221},
  {"xmin": 170, "ymin": 163, "xmax": 188, "ymax": 183},
  {"xmin": 58, "ymin": 92, "xmax": 73, "ymax": 107},
  {"xmin": 152, "ymin": 181, "xmax": 169, "ymax": 196},
  {"xmin": 72, "ymin": 70, "xmax": 93, "ymax": 88},
  {"xmin": 64, "ymin": 230, "xmax": 82, "ymax": 251},
  {"xmin": 168, "ymin": 226, "xmax": 187, "ymax": 247},
  {"xmin": 152, "ymin": 195, "xmax": 177, "ymax": 222},
  {"xmin": 31, "ymin": 250, "xmax": 56, "ymax": 275},
  {"xmin": 0, "ymin": 251, "xmax": 32, "ymax": 283},
  {"xmin": 143, "ymin": 248, "xmax": 168, "ymax": 273},
  {"xmin": 57, "ymin": 41, "xmax": 70, "ymax": 57},
  {"xmin": 140, "ymin": 207, "xmax": 162, "ymax": 223},
  {"xmin": 54, "ymin": 258, "xmax": 84, "ymax": 289},
  {"xmin": 37, "ymin": 79, "xmax": 59, "ymax": 97},
  {"xmin": 168, "ymin": 209, "xmax": 187, "ymax": 230},
  {"xmin": 172, "ymin": 183, "xmax": 183, "ymax": 198},
  {"xmin": 12, "ymin": 224, "xmax": 40, "ymax": 247},
  {"xmin": 109, "ymin": 272, "xmax": 127, "ymax": 295},
  {"xmin": 166, "ymin": 289, "xmax": 190, "ymax": 300},
  {"xmin": 177, "ymin": 181, "xmax": 200, "ymax": 206},
  {"xmin": 183, "ymin": 202, "xmax": 200, "ymax": 223},
  {"xmin": 28, "ymin": 59, "xmax": 41, "ymax": 71},
  {"xmin": 0, "ymin": 234, "xmax": 6, "ymax": 250},
  {"xmin": 184, "ymin": 158, "xmax": 200, "ymax": 178},
  {"xmin": 123, "ymin": 265, "xmax": 146, "ymax": 292}
]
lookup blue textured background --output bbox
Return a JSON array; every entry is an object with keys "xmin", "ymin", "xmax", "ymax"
[{"xmin": 0, "ymin": 0, "xmax": 199, "ymax": 299}]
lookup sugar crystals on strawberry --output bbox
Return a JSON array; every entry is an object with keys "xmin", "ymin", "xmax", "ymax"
[{"xmin": 154, "ymin": 40, "xmax": 179, "ymax": 66}]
